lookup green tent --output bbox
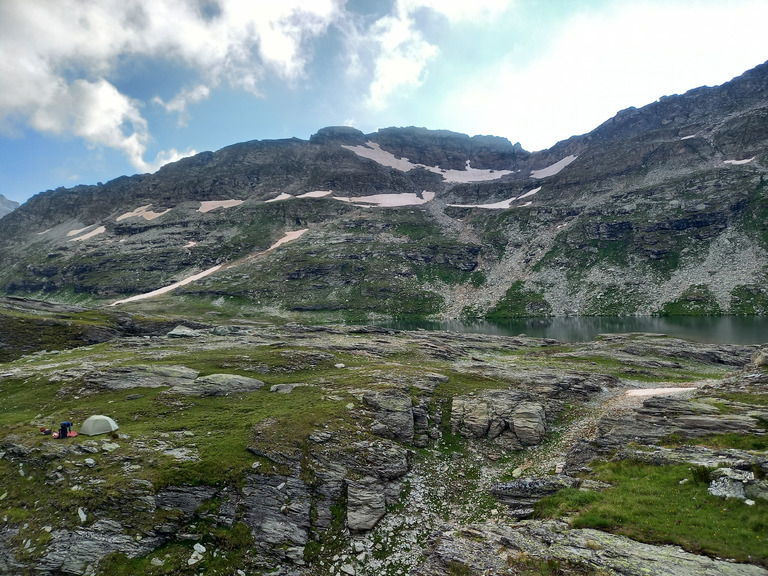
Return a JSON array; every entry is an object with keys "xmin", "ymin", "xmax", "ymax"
[{"xmin": 80, "ymin": 415, "xmax": 119, "ymax": 436}]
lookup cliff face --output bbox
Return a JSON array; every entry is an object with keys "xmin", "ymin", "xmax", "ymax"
[{"xmin": 1, "ymin": 61, "xmax": 767, "ymax": 318}]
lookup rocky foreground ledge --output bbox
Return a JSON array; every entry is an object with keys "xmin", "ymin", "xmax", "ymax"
[{"xmin": 0, "ymin": 319, "xmax": 766, "ymax": 575}]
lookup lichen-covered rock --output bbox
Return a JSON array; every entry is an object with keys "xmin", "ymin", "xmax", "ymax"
[
  {"xmin": 167, "ymin": 325, "xmax": 202, "ymax": 338},
  {"xmin": 36, "ymin": 519, "xmax": 164, "ymax": 575},
  {"xmin": 242, "ymin": 474, "xmax": 311, "ymax": 560},
  {"xmin": 170, "ymin": 373, "xmax": 265, "ymax": 396},
  {"xmin": 451, "ymin": 390, "xmax": 550, "ymax": 449},
  {"xmin": 752, "ymin": 347, "xmax": 768, "ymax": 367},
  {"xmin": 414, "ymin": 520, "xmax": 768, "ymax": 576},
  {"xmin": 86, "ymin": 364, "xmax": 200, "ymax": 391},
  {"xmin": 708, "ymin": 467, "xmax": 753, "ymax": 499},
  {"xmin": 347, "ymin": 476, "xmax": 387, "ymax": 531},
  {"xmin": 363, "ymin": 390, "xmax": 414, "ymax": 443},
  {"xmin": 490, "ymin": 475, "xmax": 581, "ymax": 517},
  {"xmin": 156, "ymin": 485, "xmax": 218, "ymax": 518}
]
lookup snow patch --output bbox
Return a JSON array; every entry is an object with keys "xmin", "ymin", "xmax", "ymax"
[
  {"xmin": 37, "ymin": 229, "xmax": 51, "ymax": 235},
  {"xmin": 297, "ymin": 190, "xmax": 333, "ymax": 198},
  {"xmin": 197, "ymin": 200, "xmax": 244, "ymax": 213},
  {"xmin": 266, "ymin": 193, "xmax": 293, "ymax": 203},
  {"xmin": 109, "ymin": 265, "xmax": 224, "ymax": 306},
  {"xmin": 724, "ymin": 157, "xmax": 755, "ymax": 165},
  {"xmin": 265, "ymin": 229, "xmax": 308, "ymax": 252},
  {"xmin": 117, "ymin": 205, "xmax": 170, "ymax": 221},
  {"xmin": 184, "ymin": 241, "xmax": 197, "ymax": 248},
  {"xmin": 517, "ymin": 186, "xmax": 541, "ymax": 200},
  {"xmin": 342, "ymin": 142, "xmax": 513, "ymax": 182},
  {"xmin": 333, "ymin": 192, "xmax": 435, "ymax": 207},
  {"xmin": 679, "ymin": 135, "xmax": 697, "ymax": 140},
  {"xmin": 110, "ymin": 229, "xmax": 310, "ymax": 307},
  {"xmin": 448, "ymin": 187, "xmax": 540, "ymax": 210},
  {"xmin": 530, "ymin": 155, "xmax": 577, "ymax": 179},
  {"xmin": 67, "ymin": 225, "xmax": 95, "ymax": 237},
  {"xmin": 69, "ymin": 226, "xmax": 106, "ymax": 241}
]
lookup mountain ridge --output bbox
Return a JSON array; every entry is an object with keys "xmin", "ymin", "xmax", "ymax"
[{"xmin": 1, "ymin": 60, "xmax": 767, "ymax": 319}]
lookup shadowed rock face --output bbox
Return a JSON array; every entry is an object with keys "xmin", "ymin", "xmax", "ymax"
[{"xmin": 1, "ymin": 62, "xmax": 768, "ymax": 318}]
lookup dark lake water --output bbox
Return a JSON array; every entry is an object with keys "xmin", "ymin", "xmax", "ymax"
[{"xmin": 380, "ymin": 316, "xmax": 768, "ymax": 345}]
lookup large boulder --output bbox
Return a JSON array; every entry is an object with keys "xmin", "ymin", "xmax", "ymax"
[
  {"xmin": 347, "ymin": 476, "xmax": 387, "ymax": 531},
  {"xmin": 752, "ymin": 347, "xmax": 768, "ymax": 367},
  {"xmin": 87, "ymin": 364, "xmax": 199, "ymax": 391},
  {"xmin": 170, "ymin": 373, "xmax": 265, "ymax": 396}
]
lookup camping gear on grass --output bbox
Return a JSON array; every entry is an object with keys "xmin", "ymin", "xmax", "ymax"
[
  {"xmin": 52, "ymin": 430, "xmax": 78, "ymax": 438},
  {"xmin": 80, "ymin": 415, "xmax": 119, "ymax": 436}
]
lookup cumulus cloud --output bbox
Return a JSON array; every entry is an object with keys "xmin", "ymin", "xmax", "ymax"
[
  {"xmin": 358, "ymin": 0, "xmax": 515, "ymax": 110},
  {"xmin": 0, "ymin": 0, "xmax": 342, "ymax": 171},
  {"xmin": 365, "ymin": 13, "xmax": 439, "ymax": 109},
  {"xmin": 440, "ymin": 0, "xmax": 768, "ymax": 150}
]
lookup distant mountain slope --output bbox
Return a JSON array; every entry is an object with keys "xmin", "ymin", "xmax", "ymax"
[
  {"xmin": 0, "ymin": 194, "xmax": 19, "ymax": 218},
  {"xmin": 1, "ymin": 61, "xmax": 767, "ymax": 318}
]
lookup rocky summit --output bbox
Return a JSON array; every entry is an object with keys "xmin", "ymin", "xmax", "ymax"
[
  {"xmin": 1, "ymin": 61, "xmax": 767, "ymax": 319},
  {"xmin": 0, "ymin": 60, "xmax": 768, "ymax": 576}
]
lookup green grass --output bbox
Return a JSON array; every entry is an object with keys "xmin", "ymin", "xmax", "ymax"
[
  {"xmin": 658, "ymin": 285, "xmax": 722, "ymax": 316},
  {"xmin": 486, "ymin": 281, "xmax": 552, "ymax": 319},
  {"xmin": 535, "ymin": 460, "xmax": 768, "ymax": 565},
  {"xmin": 730, "ymin": 284, "xmax": 768, "ymax": 315},
  {"xmin": 716, "ymin": 392, "xmax": 768, "ymax": 406},
  {"xmin": 681, "ymin": 433, "xmax": 768, "ymax": 451}
]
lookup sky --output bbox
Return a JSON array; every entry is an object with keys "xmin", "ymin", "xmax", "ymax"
[{"xmin": 2, "ymin": 0, "xmax": 768, "ymax": 205}]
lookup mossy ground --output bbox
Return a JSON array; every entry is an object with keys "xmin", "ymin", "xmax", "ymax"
[
  {"xmin": 535, "ymin": 460, "xmax": 768, "ymax": 565},
  {"xmin": 0, "ymin": 306, "xmax": 761, "ymax": 574}
]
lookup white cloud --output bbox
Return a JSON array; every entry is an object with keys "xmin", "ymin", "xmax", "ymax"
[
  {"xmin": 366, "ymin": 13, "xmax": 439, "ymax": 109},
  {"xmin": 153, "ymin": 85, "xmax": 212, "ymax": 126},
  {"xmin": 402, "ymin": 0, "xmax": 514, "ymax": 22},
  {"xmin": 440, "ymin": 1, "xmax": 768, "ymax": 150},
  {"xmin": 359, "ymin": 0, "xmax": 515, "ymax": 110},
  {"xmin": 0, "ymin": 0, "xmax": 343, "ymax": 170}
]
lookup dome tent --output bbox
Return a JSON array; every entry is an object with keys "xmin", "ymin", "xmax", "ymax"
[{"xmin": 80, "ymin": 415, "xmax": 119, "ymax": 436}]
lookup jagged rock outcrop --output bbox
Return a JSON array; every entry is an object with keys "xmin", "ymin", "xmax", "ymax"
[
  {"xmin": 451, "ymin": 390, "xmax": 556, "ymax": 449},
  {"xmin": 414, "ymin": 520, "xmax": 768, "ymax": 576},
  {"xmin": 490, "ymin": 475, "xmax": 581, "ymax": 518},
  {"xmin": 36, "ymin": 520, "xmax": 165, "ymax": 575},
  {"xmin": 243, "ymin": 474, "xmax": 312, "ymax": 563},
  {"xmin": 364, "ymin": 390, "xmax": 415, "ymax": 443}
]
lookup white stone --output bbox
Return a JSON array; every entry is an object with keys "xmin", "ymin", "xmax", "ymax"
[
  {"xmin": 78, "ymin": 508, "xmax": 87, "ymax": 524},
  {"xmin": 84, "ymin": 458, "xmax": 96, "ymax": 468},
  {"xmin": 745, "ymin": 499, "xmax": 756, "ymax": 506},
  {"xmin": 193, "ymin": 543, "xmax": 206, "ymax": 553}
]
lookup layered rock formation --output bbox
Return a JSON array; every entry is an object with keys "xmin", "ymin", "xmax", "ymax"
[{"xmin": 1, "ymin": 61, "xmax": 767, "ymax": 318}]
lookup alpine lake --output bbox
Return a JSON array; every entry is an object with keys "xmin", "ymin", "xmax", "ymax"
[{"xmin": 382, "ymin": 316, "xmax": 768, "ymax": 345}]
